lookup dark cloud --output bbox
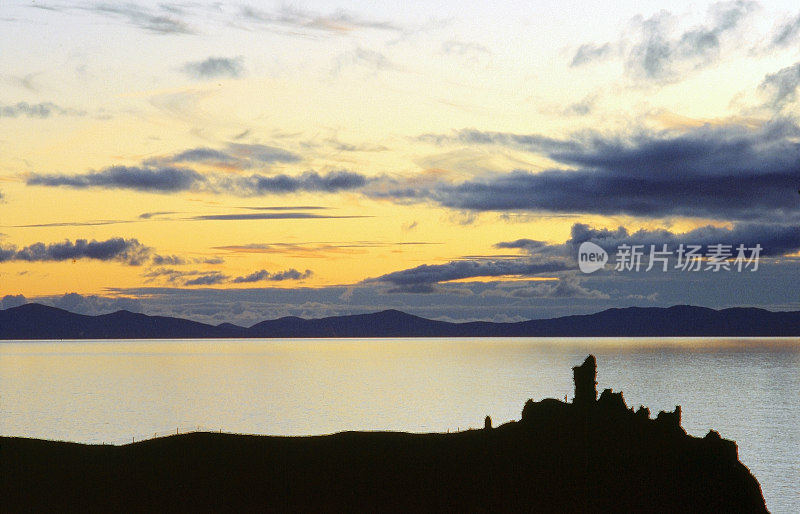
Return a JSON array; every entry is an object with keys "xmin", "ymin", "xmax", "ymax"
[
  {"xmin": 759, "ymin": 62, "xmax": 800, "ymax": 108},
  {"xmin": 1, "ymin": 294, "xmax": 27, "ymax": 310},
  {"xmin": 27, "ymin": 166, "xmax": 205, "ymax": 192},
  {"xmin": 562, "ymin": 222, "xmax": 800, "ymax": 258},
  {"xmin": 0, "ymin": 238, "xmax": 151, "ymax": 265},
  {"xmin": 28, "ymin": 166, "xmax": 366, "ymax": 196},
  {"xmin": 494, "ymin": 239, "xmax": 548, "ymax": 251},
  {"xmin": 366, "ymin": 259, "xmax": 569, "ymax": 293},
  {"xmin": 570, "ymin": 43, "xmax": 612, "ymax": 67},
  {"xmin": 410, "ymin": 122, "xmax": 800, "ymax": 221},
  {"xmin": 359, "ymin": 220, "xmax": 800, "ymax": 297},
  {"xmin": 151, "ymin": 254, "xmax": 187, "ymax": 266},
  {"xmin": 492, "ymin": 223, "xmax": 800, "ymax": 270},
  {"xmin": 0, "ymin": 101, "xmax": 84, "ymax": 118},
  {"xmin": 232, "ymin": 268, "xmax": 313, "ymax": 283},
  {"xmin": 149, "ymin": 255, "xmax": 222, "ymax": 266},
  {"xmin": 182, "ymin": 57, "xmax": 243, "ymax": 79},
  {"xmin": 184, "ymin": 272, "xmax": 229, "ymax": 286},
  {"xmin": 138, "ymin": 211, "xmax": 177, "ymax": 219},
  {"xmin": 224, "ymin": 170, "xmax": 369, "ymax": 195}
]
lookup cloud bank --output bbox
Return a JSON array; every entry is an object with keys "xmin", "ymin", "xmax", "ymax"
[
  {"xmin": 410, "ymin": 121, "xmax": 800, "ymax": 220},
  {"xmin": 0, "ymin": 238, "xmax": 151, "ymax": 265}
]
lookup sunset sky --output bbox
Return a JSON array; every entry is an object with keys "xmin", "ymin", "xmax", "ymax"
[{"xmin": 2, "ymin": 0, "xmax": 799, "ymax": 324}]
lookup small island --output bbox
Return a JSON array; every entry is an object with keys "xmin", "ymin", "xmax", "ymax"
[{"xmin": 0, "ymin": 356, "xmax": 768, "ymax": 512}]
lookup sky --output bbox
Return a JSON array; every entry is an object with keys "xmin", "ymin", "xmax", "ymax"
[{"xmin": 1, "ymin": 0, "xmax": 799, "ymax": 324}]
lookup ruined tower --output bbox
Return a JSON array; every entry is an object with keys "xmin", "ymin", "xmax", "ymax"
[{"xmin": 572, "ymin": 355, "xmax": 597, "ymax": 405}]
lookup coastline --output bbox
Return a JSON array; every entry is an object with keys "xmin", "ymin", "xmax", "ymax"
[{"xmin": 0, "ymin": 356, "xmax": 769, "ymax": 513}]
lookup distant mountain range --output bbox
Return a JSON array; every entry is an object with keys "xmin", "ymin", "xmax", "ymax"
[{"xmin": 1, "ymin": 303, "xmax": 799, "ymax": 339}]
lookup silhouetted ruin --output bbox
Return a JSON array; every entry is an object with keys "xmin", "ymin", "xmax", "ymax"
[
  {"xmin": 484, "ymin": 415, "xmax": 492, "ymax": 430},
  {"xmin": 656, "ymin": 405, "xmax": 682, "ymax": 429},
  {"xmin": 572, "ymin": 354, "xmax": 597, "ymax": 405}
]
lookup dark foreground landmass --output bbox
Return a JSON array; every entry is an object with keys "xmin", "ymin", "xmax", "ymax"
[
  {"xmin": 0, "ymin": 356, "xmax": 768, "ymax": 513},
  {"xmin": 2, "ymin": 302, "xmax": 800, "ymax": 339}
]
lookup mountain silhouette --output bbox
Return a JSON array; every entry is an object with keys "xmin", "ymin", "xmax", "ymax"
[{"xmin": 1, "ymin": 302, "xmax": 799, "ymax": 339}]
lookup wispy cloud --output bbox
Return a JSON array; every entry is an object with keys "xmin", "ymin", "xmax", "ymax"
[
  {"xmin": 33, "ymin": 3, "xmax": 399, "ymax": 38},
  {"xmin": 570, "ymin": 43, "xmax": 612, "ymax": 67},
  {"xmin": 333, "ymin": 47, "xmax": 395, "ymax": 75},
  {"xmin": 213, "ymin": 241, "xmax": 427, "ymax": 257},
  {"xmin": 10, "ymin": 219, "xmax": 135, "ymax": 228},
  {"xmin": 189, "ymin": 212, "xmax": 369, "ymax": 221},
  {"xmin": 143, "ymin": 143, "xmax": 300, "ymax": 169},
  {"xmin": 138, "ymin": 211, "xmax": 177, "ymax": 219},
  {"xmin": 150, "ymin": 254, "xmax": 188, "ymax": 266},
  {"xmin": 759, "ymin": 61, "xmax": 800, "ymax": 108},
  {"xmin": 239, "ymin": 205, "xmax": 329, "ymax": 211},
  {"xmin": 767, "ymin": 12, "xmax": 800, "ymax": 48},
  {"xmin": 81, "ymin": 3, "xmax": 194, "ymax": 35},
  {"xmin": 0, "ymin": 101, "xmax": 84, "ymax": 118},
  {"xmin": 240, "ymin": 5, "xmax": 401, "ymax": 34},
  {"xmin": 570, "ymin": 1, "xmax": 757, "ymax": 82}
]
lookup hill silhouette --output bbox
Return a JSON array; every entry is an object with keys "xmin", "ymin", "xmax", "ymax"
[
  {"xmin": 0, "ymin": 355, "xmax": 768, "ymax": 512},
  {"xmin": 1, "ymin": 302, "xmax": 799, "ymax": 339}
]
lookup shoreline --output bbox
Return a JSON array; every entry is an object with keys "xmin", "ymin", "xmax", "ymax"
[{"xmin": 1, "ymin": 355, "xmax": 769, "ymax": 513}]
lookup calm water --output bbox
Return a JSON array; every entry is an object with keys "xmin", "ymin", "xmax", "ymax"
[{"xmin": 1, "ymin": 338, "xmax": 797, "ymax": 513}]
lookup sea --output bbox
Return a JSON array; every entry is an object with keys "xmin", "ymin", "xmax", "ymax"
[{"xmin": 1, "ymin": 337, "xmax": 797, "ymax": 513}]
